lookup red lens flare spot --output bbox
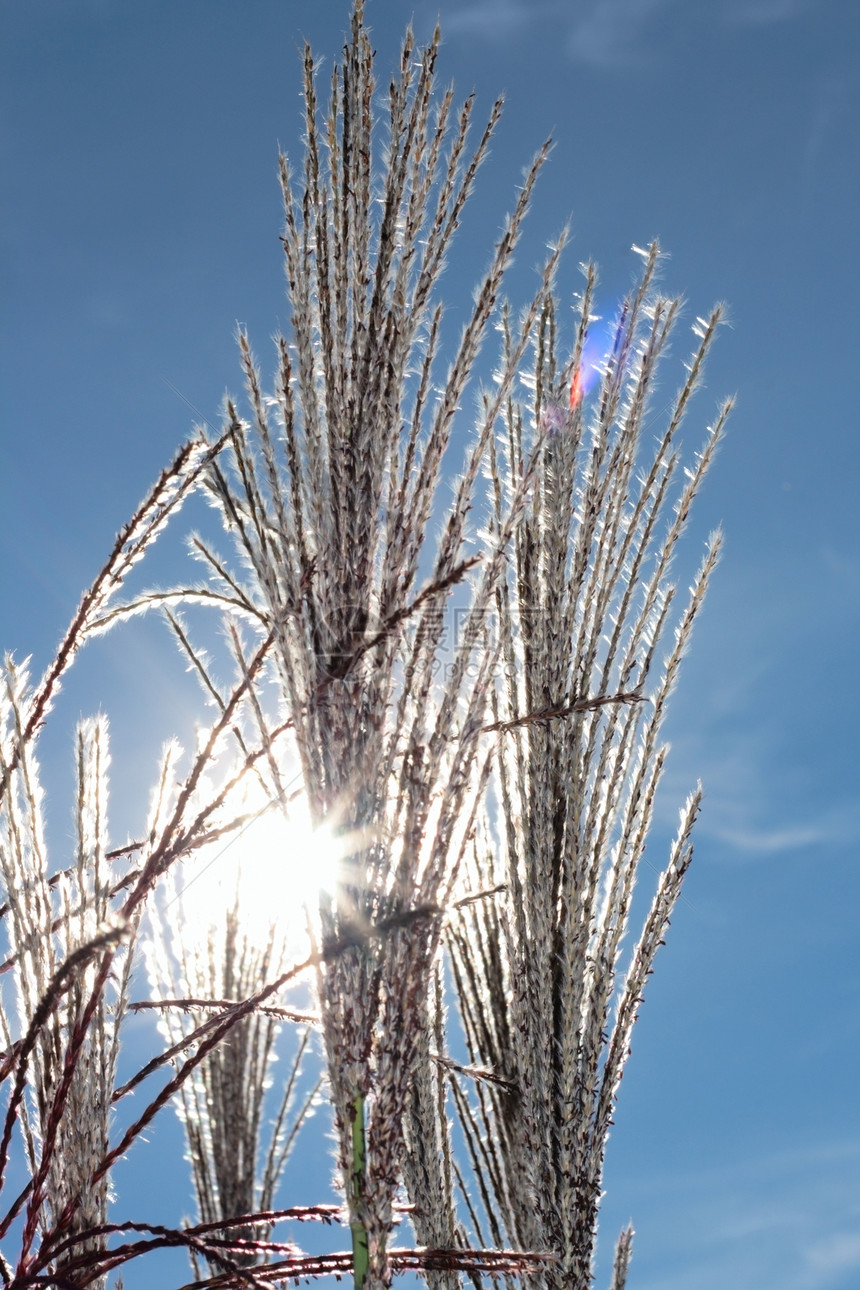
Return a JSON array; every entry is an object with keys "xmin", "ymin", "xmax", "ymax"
[{"xmin": 569, "ymin": 367, "xmax": 583, "ymax": 410}]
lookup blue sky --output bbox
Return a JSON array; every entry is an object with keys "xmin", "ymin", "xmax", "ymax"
[{"xmin": 1, "ymin": 1, "xmax": 858, "ymax": 1287}]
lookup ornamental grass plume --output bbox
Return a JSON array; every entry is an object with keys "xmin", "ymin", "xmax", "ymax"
[
  {"xmin": 186, "ymin": 4, "xmax": 563, "ymax": 1284},
  {"xmin": 0, "ymin": 696, "xmax": 128, "ymax": 1289},
  {"xmin": 143, "ymin": 795, "xmax": 321, "ymax": 1274},
  {"xmin": 0, "ymin": 432, "xmax": 218, "ymax": 1287},
  {"xmin": 433, "ymin": 257, "xmax": 729, "ymax": 1288},
  {"xmin": 0, "ymin": 445, "xmax": 321, "ymax": 1286}
]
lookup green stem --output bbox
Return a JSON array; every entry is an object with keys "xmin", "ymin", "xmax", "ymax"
[{"xmin": 350, "ymin": 1092, "xmax": 369, "ymax": 1290}]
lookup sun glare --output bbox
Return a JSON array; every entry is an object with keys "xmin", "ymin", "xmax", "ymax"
[{"xmin": 178, "ymin": 781, "xmax": 342, "ymax": 951}]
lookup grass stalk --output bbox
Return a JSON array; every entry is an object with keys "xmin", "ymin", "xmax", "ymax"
[{"xmin": 350, "ymin": 1092, "xmax": 370, "ymax": 1290}]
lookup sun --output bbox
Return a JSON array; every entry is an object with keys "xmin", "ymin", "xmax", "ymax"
[{"xmin": 177, "ymin": 778, "xmax": 342, "ymax": 953}]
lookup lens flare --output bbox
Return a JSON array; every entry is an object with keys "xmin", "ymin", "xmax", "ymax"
[{"xmin": 570, "ymin": 366, "xmax": 583, "ymax": 410}]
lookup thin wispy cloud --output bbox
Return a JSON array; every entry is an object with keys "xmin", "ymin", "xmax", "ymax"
[
  {"xmin": 723, "ymin": 0, "xmax": 819, "ymax": 26},
  {"xmin": 711, "ymin": 819, "xmax": 842, "ymax": 855},
  {"xmin": 565, "ymin": 0, "xmax": 674, "ymax": 69},
  {"xmin": 444, "ymin": 0, "xmax": 826, "ymax": 69},
  {"xmin": 659, "ymin": 725, "xmax": 860, "ymax": 860},
  {"xmin": 804, "ymin": 1233, "xmax": 860, "ymax": 1281},
  {"xmin": 442, "ymin": 0, "xmax": 552, "ymax": 40},
  {"xmin": 652, "ymin": 538, "xmax": 860, "ymax": 862},
  {"xmin": 443, "ymin": 0, "xmax": 677, "ymax": 68},
  {"xmin": 802, "ymin": 72, "xmax": 854, "ymax": 191},
  {"xmin": 620, "ymin": 1139, "xmax": 860, "ymax": 1290}
]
